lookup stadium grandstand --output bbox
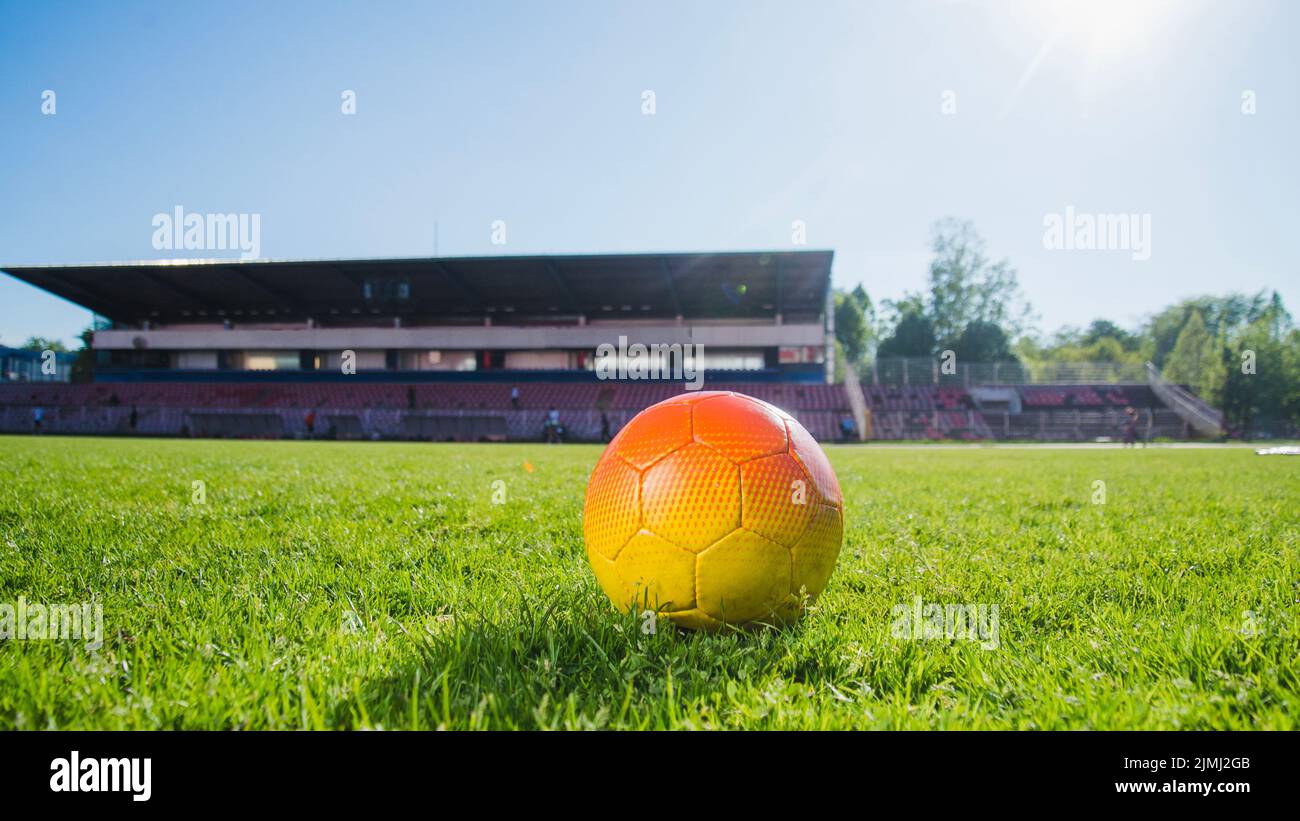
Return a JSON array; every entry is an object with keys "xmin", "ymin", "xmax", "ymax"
[{"xmin": 0, "ymin": 251, "xmax": 1220, "ymax": 442}]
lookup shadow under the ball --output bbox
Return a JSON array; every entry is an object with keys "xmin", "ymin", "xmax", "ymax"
[{"xmin": 329, "ymin": 585, "xmax": 804, "ymax": 730}]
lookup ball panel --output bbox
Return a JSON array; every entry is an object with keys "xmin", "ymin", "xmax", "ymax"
[
  {"xmin": 642, "ymin": 443, "xmax": 740, "ymax": 552},
  {"xmin": 692, "ymin": 394, "xmax": 788, "ymax": 463},
  {"xmin": 696, "ymin": 529, "xmax": 792, "ymax": 623},
  {"xmin": 587, "ymin": 549, "xmax": 628, "ymax": 610},
  {"xmin": 791, "ymin": 503, "xmax": 844, "ymax": 599},
  {"xmin": 663, "ymin": 607, "xmax": 724, "ymax": 632},
  {"xmin": 739, "ymin": 453, "xmax": 816, "ymax": 548},
  {"xmin": 734, "ymin": 393, "xmax": 796, "ymax": 422},
  {"xmin": 615, "ymin": 531, "xmax": 697, "ymax": 612},
  {"xmin": 787, "ymin": 418, "xmax": 843, "ymax": 507},
  {"xmin": 611, "ymin": 401, "xmax": 694, "ymax": 470},
  {"xmin": 582, "ymin": 453, "xmax": 641, "ymax": 560},
  {"xmin": 659, "ymin": 390, "xmax": 733, "ymax": 406}
]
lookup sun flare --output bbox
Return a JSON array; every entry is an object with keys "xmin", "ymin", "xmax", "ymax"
[{"xmin": 1024, "ymin": 0, "xmax": 1178, "ymax": 59}]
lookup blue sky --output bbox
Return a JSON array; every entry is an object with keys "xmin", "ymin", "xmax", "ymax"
[{"xmin": 1, "ymin": 0, "xmax": 1296, "ymax": 348}]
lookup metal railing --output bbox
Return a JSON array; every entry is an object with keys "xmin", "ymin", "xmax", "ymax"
[
  {"xmin": 862, "ymin": 357, "xmax": 1149, "ymax": 386},
  {"xmin": 1145, "ymin": 362, "xmax": 1222, "ymax": 436},
  {"xmin": 840, "ymin": 363, "xmax": 870, "ymax": 440}
]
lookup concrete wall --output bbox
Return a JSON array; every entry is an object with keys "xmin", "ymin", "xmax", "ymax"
[{"xmin": 93, "ymin": 323, "xmax": 824, "ymax": 351}]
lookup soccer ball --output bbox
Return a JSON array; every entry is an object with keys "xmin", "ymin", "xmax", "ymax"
[{"xmin": 583, "ymin": 391, "xmax": 844, "ymax": 630}]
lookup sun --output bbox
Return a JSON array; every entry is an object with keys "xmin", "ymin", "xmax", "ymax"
[
  {"xmin": 1023, "ymin": 0, "xmax": 1178, "ymax": 60},
  {"xmin": 997, "ymin": 0, "xmax": 1183, "ymax": 115}
]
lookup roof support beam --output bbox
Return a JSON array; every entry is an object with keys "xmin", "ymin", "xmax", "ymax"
[
  {"xmin": 429, "ymin": 261, "xmax": 486, "ymax": 310},
  {"xmin": 543, "ymin": 260, "xmax": 581, "ymax": 313},
  {"xmin": 225, "ymin": 266, "xmax": 301, "ymax": 306},
  {"xmin": 38, "ymin": 276, "xmax": 123, "ymax": 319},
  {"xmin": 660, "ymin": 258, "xmax": 683, "ymax": 317},
  {"xmin": 775, "ymin": 256, "xmax": 784, "ymax": 319},
  {"xmin": 133, "ymin": 270, "xmax": 212, "ymax": 311},
  {"xmin": 328, "ymin": 263, "xmax": 365, "ymax": 289}
]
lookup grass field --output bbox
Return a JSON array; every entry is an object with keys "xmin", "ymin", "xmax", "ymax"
[{"xmin": 1, "ymin": 435, "xmax": 1296, "ymax": 730}]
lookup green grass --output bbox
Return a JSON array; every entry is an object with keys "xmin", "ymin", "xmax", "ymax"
[{"xmin": 0, "ymin": 435, "xmax": 1296, "ymax": 730}]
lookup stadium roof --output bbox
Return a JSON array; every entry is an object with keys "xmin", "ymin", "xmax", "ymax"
[{"xmin": 1, "ymin": 251, "xmax": 833, "ymax": 324}]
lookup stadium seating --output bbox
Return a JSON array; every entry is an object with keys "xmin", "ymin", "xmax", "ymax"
[
  {"xmin": 0, "ymin": 380, "xmax": 1197, "ymax": 442},
  {"xmin": 0, "ymin": 381, "xmax": 854, "ymax": 443},
  {"xmin": 1019, "ymin": 384, "xmax": 1160, "ymax": 409},
  {"xmin": 859, "ymin": 383, "xmax": 1182, "ymax": 440},
  {"xmin": 982, "ymin": 409, "xmax": 1189, "ymax": 441}
]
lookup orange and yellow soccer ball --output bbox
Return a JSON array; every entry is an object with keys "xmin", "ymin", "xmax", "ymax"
[{"xmin": 583, "ymin": 391, "xmax": 844, "ymax": 630}]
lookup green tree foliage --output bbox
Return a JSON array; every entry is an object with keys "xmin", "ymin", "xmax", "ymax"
[
  {"xmin": 1220, "ymin": 316, "xmax": 1298, "ymax": 433},
  {"xmin": 1020, "ymin": 290, "xmax": 1297, "ymax": 432},
  {"xmin": 71, "ymin": 327, "xmax": 96, "ymax": 384},
  {"xmin": 850, "ymin": 284, "xmax": 874, "ymax": 324},
  {"xmin": 20, "ymin": 336, "xmax": 67, "ymax": 352},
  {"xmin": 952, "ymin": 320, "xmax": 1013, "ymax": 363},
  {"xmin": 1142, "ymin": 292, "xmax": 1289, "ymax": 368},
  {"xmin": 1163, "ymin": 310, "xmax": 1227, "ymax": 406},
  {"xmin": 877, "ymin": 309, "xmax": 936, "ymax": 358},
  {"xmin": 876, "ymin": 219, "xmax": 1030, "ymax": 365},
  {"xmin": 925, "ymin": 218, "xmax": 1033, "ymax": 348},
  {"xmin": 1080, "ymin": 319, "xmax": 1138, "ymax": 351},
  {"xmin": 1283, "ymin": 329, "xmax": 1300, "ymax": 425},
  {"xmin": 1018, "ymin": 329, "xmax": 1143, "ymax": 367},
  {"xmin": 833, "ymin": 290, "xmax": 871, "ymax": 364}
]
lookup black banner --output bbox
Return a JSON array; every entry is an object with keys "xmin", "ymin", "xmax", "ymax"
[{"xmin": 0, "ymin": 731, "xmax": 1284, "ymax": 808}]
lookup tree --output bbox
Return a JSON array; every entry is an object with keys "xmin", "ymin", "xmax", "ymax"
[
  {"xmin": 925, "ymin": 218, "xmax": 1033, "ymax": 349},
  {"xmin": 1019, "ymin": 291, "xmax": 1295, "ymax": 431},
  {"xmin": 1142, "ymin": 292, "xmax": 1284, "ymax": 368},
  {"xmin": 1221, "ymin": 316, "xmax": 1297, "ymax": 434},
  {"xmin": 1081, "ymin": 319, "xmax": 1137, "ymax": 351},
  {"xmin": 1078, "ymin": 336, "xmax": 1132, "ymax": 364},
  {"xmin": 833, "ymin": 291, "xmax": 871, "ymax": 363},
  {"xmin": 877, "ymin": 309, "xmax": 936, "ymax": 358},
  {"xmin": 850, "ymin": 284, "xmax": 874, "ymax": 323},
  {"xmin": 952, "ymin": 320, "xmax": 1013, "ymax": 363},
  {"xmin": 71, "ymin": 327, "xmax": 96, "ymax": 384},
  {"xmin": 1163, "ymin": 310, "xmax": 1226, "ymax": 404},
  {"xmin": 1282, "ymin": 329, "xmax": 1300, "ymax": 427},
  {"xmin": 21, "ymin": 336, "xmax": 67, "ymax": 352}
]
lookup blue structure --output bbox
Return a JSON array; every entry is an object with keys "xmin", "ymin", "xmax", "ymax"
[{"xmin": 0, "ymin": 346, "xmax": 76, "ymax": 383}]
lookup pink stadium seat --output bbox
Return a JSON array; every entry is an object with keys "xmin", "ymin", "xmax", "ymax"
[{"xmin": 0, "ymin": 380, "xmax": 856, "ymax": 443}]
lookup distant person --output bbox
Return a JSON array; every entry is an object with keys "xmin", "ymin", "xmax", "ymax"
[
  {"xmin": 840, "ymin": 415, "xmax": 856, "ymax": 440},
  {"xmin": 32, "ymin": 406, "xmax": 43, "ymax": 433},
  {"xmin": 545, "ymin": 407, "xmax": 562, "ymax": 443},
  {"xmin": 305, "ymin": 409, "xmax": 316, "ymax": 436},
  {"xmin": 107, "ymin": 392, "xmax": 121, "ymax": 407},
  {"xmin": 407, "ymin": 386, "xmax": 416, "ymax": 410},
  {"xmin": 510, "ymin": 386, "xmax": 521, "ymax": 410},
  {"xmin": 128, "ymin": 406, "xmax": 139, "ymax": 431},
  {"xmin": 1122, "ymin": 406, "xmax": 1138, "ymax": 447},
  {"xmin": 600, "ymin": 412, "xmax": 611, "ymax": 442}
]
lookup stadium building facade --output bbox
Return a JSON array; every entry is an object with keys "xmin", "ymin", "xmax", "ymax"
[
  {"xmin": 4, "ymin": 251, "xmax": 834, "ymax": 383},
  {"xmin": 1, "ymin": 250, "xmax": 1221, "ymax": 443},
  {"xmin": 2, "ymin": 251, "xmax": 861, "ymax": 442}
]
